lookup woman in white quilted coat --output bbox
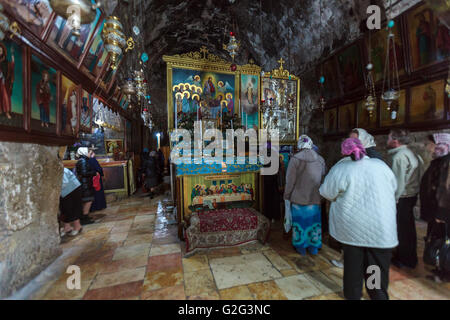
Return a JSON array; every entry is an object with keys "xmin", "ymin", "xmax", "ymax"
[{"xmin": 319, "ymin": 138, "xmax": 398, "ymax": 300}]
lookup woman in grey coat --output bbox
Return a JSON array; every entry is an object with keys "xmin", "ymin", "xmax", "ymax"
[{"xmin": 284, "ymin": 135, "xmax": 326, "ymax": 255}]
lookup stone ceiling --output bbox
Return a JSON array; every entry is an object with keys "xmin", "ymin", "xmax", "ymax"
[{"xmin": 113, "ymin": 0, "xmax": 421, "ymax": 133}]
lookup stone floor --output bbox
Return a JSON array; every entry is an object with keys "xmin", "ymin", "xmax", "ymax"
[{"xmin": 28, "ymin": 193, "xmax": 450, "ymax": 300}]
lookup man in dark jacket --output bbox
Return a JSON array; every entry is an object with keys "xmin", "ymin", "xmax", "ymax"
[{"xmin": 75, "ymin": 147, "xmax": 96, "ymax": 225}]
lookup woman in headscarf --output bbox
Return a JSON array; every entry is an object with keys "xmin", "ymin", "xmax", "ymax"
[
  {"xmin": 420, "ymin": 133, "xmax": 450, "ymax": 281},
  {"xmin": 319, "ymin": 138, "xmax": 398, "ymax": 300},
  {"xmin": 58, "ymin": 147, "xmax": 83, "ymax": 236},
  {"xmin": 75, "ymin": 147, "xmax": 96, "ymax": 225},
  {"xmin": 284, "ymin": 135, "xmax": 326, "ymax": 255},
  {"xmin": 331, "ymin": 128, "xmax": 385, "ymax": 268},
  {"xmin": 349, "ymin": 128, "xmax": 384, "ymax": 161},
  {"xmin": 88, "ymin": 148, "xmax": 107, "ymax": 212}
]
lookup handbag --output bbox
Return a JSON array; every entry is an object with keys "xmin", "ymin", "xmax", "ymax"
[
  {"xmin": 423, "ymin": 221, "xmax": 449, "ymax": 271},
  {"xmin": 92, "ymin": 174, "xmax": 101, "ymax": 191},
  {"xmin": 438, "ymin": 223, "xmax": 450, "ymax": 273}
]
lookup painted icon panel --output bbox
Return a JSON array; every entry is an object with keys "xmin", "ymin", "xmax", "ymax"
[
  {"xmin": 409, "ymin": 80, "xmax": 446, "ymax": 123},
  {"xmin": 30, "ymin": 53, "xmax": 57, "ymax": 133},
  {"xmin": 60, "ymin": 75, "xmax": 79, "ymax": 136},
  {"xmin": 0, "ymin": 39, "xmax": 24, "ymax": 128}
]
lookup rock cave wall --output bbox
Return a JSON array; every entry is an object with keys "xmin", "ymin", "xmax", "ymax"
[{"xmin": 0, "ymin": 143, "xmax": 62, "ymax": 298}]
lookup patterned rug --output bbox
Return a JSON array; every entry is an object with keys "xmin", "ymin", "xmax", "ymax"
[{"xmin": 185, "ymin": 208, "xmax": 271, "ymax": 255}]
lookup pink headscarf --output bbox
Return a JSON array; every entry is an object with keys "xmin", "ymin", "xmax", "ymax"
[
  {"xmin": 341, "ymin": 138, "xmax": 367, "ymax": 161},
  {"xmin": 433, "ymin": 133, "xmax": 450, "ymax": 158}
]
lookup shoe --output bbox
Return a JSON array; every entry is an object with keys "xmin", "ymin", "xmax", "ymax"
[
  {"xmin": 69, "ymin": 228, "xmax": 83, "ymax": 236},
  {"xmin": 60, "ymin": 228, "xmax": 73, "ymax": 237},
  {"xmin": 331, "ymin": 259, "xmax": 344, "ymax": 269},
  {"xmin": 80, "ymin": 217, "xmax": 95, "ymax": 225}
]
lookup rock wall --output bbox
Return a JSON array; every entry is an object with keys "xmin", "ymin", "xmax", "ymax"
[{"xmin": 0, "ymin": 142, "xmax": 62, "ymax": 298}]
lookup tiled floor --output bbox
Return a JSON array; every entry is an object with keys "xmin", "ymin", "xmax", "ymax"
[{"xmin": 31, "ymin": 193, "xmax": 450, "ymax": 300}]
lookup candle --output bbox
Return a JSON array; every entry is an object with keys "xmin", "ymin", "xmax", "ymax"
[
  {"xmin": 246, "ymin": 114, "xmax": 248, "ymax": 129},
  {"xmin": 175, "ymin": 108, "xmax": 177, "ymax": 130},
  {"xmin": 220, "ymin": 106, "xmax": 223, "ymax": 128},
  {"xmin": 200, "ymin": 120, "xmax": 203, "ymax": 146},
  {"xmin": 231, "ymin": 119, "xmax": 233, "ymax": 130}
]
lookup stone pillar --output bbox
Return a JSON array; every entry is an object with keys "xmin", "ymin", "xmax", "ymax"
[{"xmin": 0, "ymin": 142, "xmax": 63, "ymax": 298}]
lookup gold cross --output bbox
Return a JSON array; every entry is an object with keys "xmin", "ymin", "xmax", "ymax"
[
  {"xmin": 200, "ymin": 46, "xmax": 208, "ymax": 59},
  {"xmin": 278, "ymin": 58, "xmax": 285, "ymax": 69}
]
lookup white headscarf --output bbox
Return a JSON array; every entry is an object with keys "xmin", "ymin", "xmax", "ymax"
[
  {"xmin": 354, "ymin": 128, "xmax": 376, "ymax": 149},
  {"xmin": 297, "ymin": 135, "xmax": 313, "ymax": 150},
  {"xmin": 76, "ymin": 147, "xmax": 89, "ymax": 158},
  {"xmin": 433, "ymin": 133, "xmax": 450, "ymax": 158}
]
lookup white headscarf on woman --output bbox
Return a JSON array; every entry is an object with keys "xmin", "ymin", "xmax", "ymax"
[
  {"xmin": 76, "ymin": 147, "xmax": 89, "ymax": 158},
  {"xmin": 297, "ymin": 135, "xmax": 313, "ymax": 150},
  {"xmin": 433, "ymin": 133, "xmax": 450, "ymax": 158},
  {"xmin": 354, "ymin": 128, "xmax": 376, "ymax": 149}
]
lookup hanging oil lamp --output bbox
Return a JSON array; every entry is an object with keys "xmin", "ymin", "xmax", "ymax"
[
  {"xmin": 446, "ymin": 64, "xmax": 450, "ymax": 98},
  {"xmin": 0, "ymin": 4, "xmax": 10, "ymax": 41},
  {"xmin": 365, "ymin": 63, "xmax": 377, "ymax": 117},
  {"xmin": 122, "ymin": 77, "xmax": 135, "ymax": 102},
  {"xmin": 224, "ymin": 31, "xmax": 240, "ymax": 71},
  {"xmin": 318, "ymin": 76, "xmax": 326, "ymax": 111},
  {"xmin": 134, "ymin": 70, "xmax": 144, "ymax": 101},
  {"xmin": 381, "ymin": 4, "xmax": 400, "ymax": 114},
  {"xmin": 49, "ymin": 0, "xmax": 100, "ymax": 37},
  {"xmin": 0, "ymin": 4, "xmax": 20, "ymax": 40},
  {"xmin": 102, "ymin": 16, "xmax": 134, "ymax": 69}
]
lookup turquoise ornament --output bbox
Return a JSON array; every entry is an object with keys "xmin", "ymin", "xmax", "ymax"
[
  {"xmin": 141, "ymin": 52, "xmax": 149, "ymax": 63},
  {"xmin": 388, "ymin": 20, "xmax": 394, "ymax": 28},
  {"xmin": 319, "ymin": 76, "xmax": 325, "ymax": 84}
]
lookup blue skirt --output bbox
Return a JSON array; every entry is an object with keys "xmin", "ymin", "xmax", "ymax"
[{"xmin": 291, "ymin": 204, "xmax": 322, "ymax": 255}]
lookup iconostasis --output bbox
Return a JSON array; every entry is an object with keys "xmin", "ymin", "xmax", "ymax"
[
  {"xmin": 319, "ymin": 2, "xmax": 449, "ymax": 136},
  {"xmin": 0, "ymin": 0, "xmax": 132, "ymax": 147},
  {"xmin": 163, "ymin": 46, "xmax": 301, "ymax": 148}
]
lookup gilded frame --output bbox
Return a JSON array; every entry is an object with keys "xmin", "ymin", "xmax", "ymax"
[
  {"xmin": 260, "ymin": 59, "xmax": 300, "ymax": 145},
  {"xmin": 163, "ymin": 46, "xmax": 245, "ymax": 133}
]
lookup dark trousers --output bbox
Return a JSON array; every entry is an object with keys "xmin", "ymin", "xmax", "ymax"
[
  {"xmin": 343, "ymin": 245, "xmax": 392, "ymax": 300},
  {"xmin": 60, "ymin": 187, "xmax": 82, "ymax": 223},
  {"xmin": 394, "ymin": 196, "xmax": 418, "ymax": 268}
]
